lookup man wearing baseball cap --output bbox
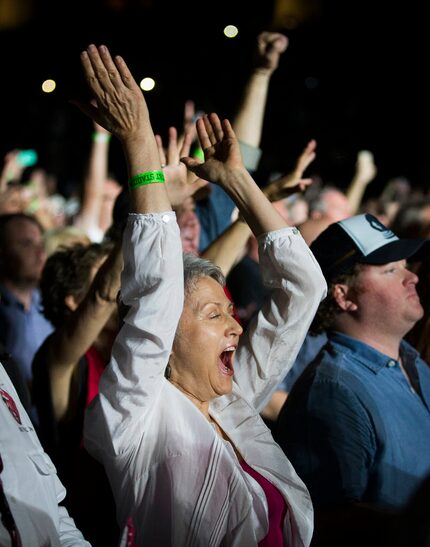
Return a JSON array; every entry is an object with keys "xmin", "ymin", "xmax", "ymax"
[{"xmin": 275, "ymin": 213, "xmax": 430, "ymax": 546}]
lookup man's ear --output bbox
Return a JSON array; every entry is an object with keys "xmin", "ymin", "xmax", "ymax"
[{"xmin": 332, "ymin": 283, "xmax": 358, "ymax": 312}]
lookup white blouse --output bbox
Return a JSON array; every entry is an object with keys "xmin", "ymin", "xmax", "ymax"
[{"xmin": 84, "ymin": 212, "xmax": 326, "ymax": 547}]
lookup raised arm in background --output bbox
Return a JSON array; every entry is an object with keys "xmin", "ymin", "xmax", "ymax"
[
  {"xmin": 233, "ymin": 31, "xmax": 288, "ymax": 149},
  {"xmin": 37, "ymin": 240, "xmax": 123, "ymax": 422},
  {"xmin": 74, "ymin": 119, "xmax": 121, "ymax": 241},
  {"xmin": 195, "ymin": 31, "xmax": 289, "ymax": 251},
  {"xmin": 346, "ymin": 149, "xmax": 377, "ymax": 214}
]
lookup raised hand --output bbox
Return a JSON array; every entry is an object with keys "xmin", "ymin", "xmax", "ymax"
[
  {"xmin": 76, "ymin": 44, "xmax": 168, "ymax": 214},
  {"xmin": 180, "ymin": 113, "xmax": 244, "ymax": 190},
  {"xmin": 0, "ymin": 149, "xmax": 26, "ymax": 190},
  {"xmin": 264, "ymin": 139, "xmax": 317, "ymax": 201},
  {"xmin": 354, "ymin": 150, "xmax": 377, "ymax": 187},
  {"xmin": 255, "ymin": 31, "xmax": 289, "ymax": 74},
  {"xmin": 155, "ymin": 126, "xmax": 208, "ymax": 208},
  {"xmin": 74, "ymin": 45, "xmax": 149, "ymax": 145},
  {"xmin": 177, "ymin": 100, "xmax": 203, "ymax": 151}
]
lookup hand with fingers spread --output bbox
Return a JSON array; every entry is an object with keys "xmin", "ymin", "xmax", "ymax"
[
  {"xmin": 155, "ymin": 126, "xmax": 208, "ymax": 208},
  {"xmin": 181, "ymin": 113, "xmax": 245, "ymax": 191},
  {"xmin": 264, "ymin": 139, "xmax": 317, "ymax": 202},
  {"xmin": 74, "ymin": 44, "xmax": 150, "ymax": 146},
  {"xmin": 75, "ymin": 44, "xmax": 168, "ymax": 214}
]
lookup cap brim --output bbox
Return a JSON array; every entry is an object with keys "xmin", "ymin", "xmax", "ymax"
[{"xmin": 361, "ymin": 238, "xmax": 430, "ymax": 265}]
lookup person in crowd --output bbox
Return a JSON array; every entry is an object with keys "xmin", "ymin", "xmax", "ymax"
[
  {"xmin": 364, "ymin": 176, "xmax": 413, "ymax": 227},
  {"xmin": 390, "ymin": 197, "xmax": 430, "ymax": 240},
  {"xmin": 0, "ymin": 341, "xmax": 31, "ymax": 414},
  {"xmin": 297, "ymin": 185, "xmax": 352, "ymax": 245},
  {"xmin": 0, "ymin": 361, "xmax": 90, "ymax": 545},
  {"xmin": 261, "ymin": 150, "xmax": 378, "ymax": 424},
  {"xmin": 79, "ymin": 44, "xmax": 326, "ymax": 546},
  {"xmin": 0, "ymin": 213, "xmax": 53, "ymax": 388},
  {"xmin": 43, "ymin": 225, "xmax": 91, "ymax": 257},
  {"xmin": 275, "ymin": 213, "xmax": 430, "ymax": 546},
  {"xmin": 390, "ymin": 199, "xmax": 430, "ymax": 366},
  {"xmin": 32, "ymin": 239, "xmax": 122, "ymax": 545}
]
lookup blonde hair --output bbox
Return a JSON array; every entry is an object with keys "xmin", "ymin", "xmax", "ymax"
[{"xmin": 44, "ymin": 226, "xmax": 91, "ymax": 257}]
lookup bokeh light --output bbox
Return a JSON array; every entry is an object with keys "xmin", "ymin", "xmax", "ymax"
[
  {"xmin": 223, "ymin": 25, "xmax": 238, "ymax": 38},
  {"xmin": 42, "ymin": 79, "xmax": 56, "ymax": 93},
  {"xmin": 140, "ymin": 77, "xmax": 155, "ymax": 91}
]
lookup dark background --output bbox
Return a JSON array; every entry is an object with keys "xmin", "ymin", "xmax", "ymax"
[{"xmin": 1, "ymin": 0, "xmax": 429, "ymax": 199}]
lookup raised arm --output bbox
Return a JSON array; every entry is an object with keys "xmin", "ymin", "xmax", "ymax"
[
  {"xmin": 76, "ymin": 45, "xmax": 170, "ymax": 214},
  {"xmin": 233, "ymin": 32, "xmax": 288, "ymax": 149},
  {"xmin": 183, "ymin": 115, "xmax": 326, "ymax": 409},
  {"xmin": 201, "ymin": 137, "xmax": 317, "ymax": 276},
  {"xmin": 0, "ymin": 149, "xmax": 26, "ymax": 191},
  {"xmin": 182, "ymin": 113, "xmax": 287, "ymax": 236},
  {"xmin": 74, "ymin": 120, "xmax": 112, "ymax": 240},
  {"xmin": 79, "ymin": 45, "xmax": 185, "ymax": 457},
  {"xmin": 195, "ymin": 32, "xmax": 289, "ymax": 252},
  {"xmin": 346, "ymin": 150, "xmax": 377, "ymax": 214},
  {"xmin": 263, "ymin": 139, "xmax": 317, "ymax": 202},
  {"xmin": 40, "ymin": 241, "xmax": 123, "ymax": 421}
]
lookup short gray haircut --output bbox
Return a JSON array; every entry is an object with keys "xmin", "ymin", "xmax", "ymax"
[{"xmin": 183, "ymin": 253, "xmax": 225, "ymax": 296}]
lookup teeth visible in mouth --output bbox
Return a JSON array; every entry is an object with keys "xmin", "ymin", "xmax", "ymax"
[{"xmin": 219, "ymin": 347, "xmax": 235, "ymax": 376}]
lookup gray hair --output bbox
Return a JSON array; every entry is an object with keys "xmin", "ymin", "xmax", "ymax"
[
  {"xmin": 183, "ymin": 253, "xmax": 225, "ymax": 296},
  {"xmin": 307, "ymin": 185, "xmax": 342, "ymax": 215}
]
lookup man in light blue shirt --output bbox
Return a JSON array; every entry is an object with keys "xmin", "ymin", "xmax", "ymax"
[
  {"xmin": 276, "ymin": 213, "xmax": 430, "ymax": 546},
  {"xmin": 0, "ymin": 214, "xmax": 53, "ymax": 386}
]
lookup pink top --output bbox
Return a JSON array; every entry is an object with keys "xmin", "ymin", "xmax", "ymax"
[
  {"xmin": 85, "ymin": 345, "xmax": 106, "ymax": 407},
  {"xmin": 240, "ymin": 459, "xmax": 288, "ymax": 546}
]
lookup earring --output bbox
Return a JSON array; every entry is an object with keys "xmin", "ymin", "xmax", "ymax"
[{"xmin": 165, "ymin": 364, "xmax": 172, "ymax": 380}]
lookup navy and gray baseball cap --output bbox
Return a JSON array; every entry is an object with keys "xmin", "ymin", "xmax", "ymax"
[{"xmin": 310, "ymin": 213, "xmax": 430, "ymax": 282}]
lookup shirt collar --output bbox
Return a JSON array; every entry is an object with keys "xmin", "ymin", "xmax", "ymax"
[
  {"xmin": 0, "ymin": 284, "xmax": 40, "ymax": 309},
  {"xmin": 328, "ymin": 330, "xmax": 420, "ymax": 374}
]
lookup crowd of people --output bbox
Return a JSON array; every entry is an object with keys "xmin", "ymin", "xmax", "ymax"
[{"xmin": 1, "ymin": 30, "xmax": 430, "ymax": 547}]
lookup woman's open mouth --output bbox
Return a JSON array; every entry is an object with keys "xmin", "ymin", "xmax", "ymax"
[{"xmin": 218, "ymin": 347, "xmax": 235, "ymax": 376}]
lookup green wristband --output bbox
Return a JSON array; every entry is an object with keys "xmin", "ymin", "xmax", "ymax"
[
  {"xmin": 92, "ymin": 132, "xmax": 111, "ymax": 143},
  {"xmin": 129, "ymin": 171, "xmax": 165, "ymax": 189}
]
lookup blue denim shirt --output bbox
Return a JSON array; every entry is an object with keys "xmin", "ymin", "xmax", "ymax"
[
  {"xmin": 0, "ymin": 285, "xmax": 53, "ymax": 384},
  {"xmin": 196, "ymin": 184, "xmax": 236, "ymax": 253},
  {"xmin": 276, "ymin": 331, "xmax": 430, "ymax": 510},
  {"xmin": 277, "ymin": 331, "xmax": 328, "ymax": 392}
]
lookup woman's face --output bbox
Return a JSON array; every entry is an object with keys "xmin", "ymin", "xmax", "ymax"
[
  {"xmin": 170, "ymin": 276, "xmax": 243, "ymax": 402},
  {"xmin": 176, "ymin": 197, "xmax": 200, "ymax": 255}
]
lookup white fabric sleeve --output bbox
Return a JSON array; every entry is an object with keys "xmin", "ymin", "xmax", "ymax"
[
  {"xmin": 84, "ymin": 212, "xmax": 184, "ymax": 457},
  {"xmin": 234, "ymin": 226, "xmax": 327, "ymax": 411}
]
